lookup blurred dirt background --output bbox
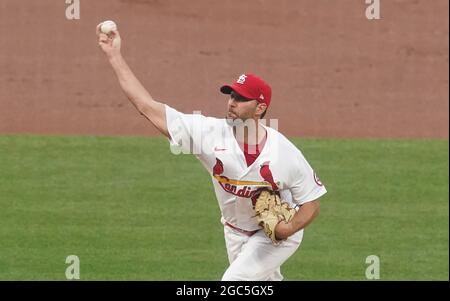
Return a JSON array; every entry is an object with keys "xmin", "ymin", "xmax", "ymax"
[{"xmin": 0, "ymin": 0, "xmax": 448, "ymax": 138}]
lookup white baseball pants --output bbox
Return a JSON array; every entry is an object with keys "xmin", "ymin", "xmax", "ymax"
[{"xmin": 221, "ymin": 224, "xmax": 303, "ymax": 281}]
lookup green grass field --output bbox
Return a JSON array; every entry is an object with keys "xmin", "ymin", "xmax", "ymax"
[{"xmin": 0, "ymin": 135, "xmax": 448, "ymax": 280}]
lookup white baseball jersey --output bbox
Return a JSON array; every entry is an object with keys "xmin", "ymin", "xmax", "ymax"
[{"xmin": 165, "ymin": 105, "xmax": 327, "ymax": 232}]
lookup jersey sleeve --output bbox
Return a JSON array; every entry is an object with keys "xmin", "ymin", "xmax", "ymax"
[
  {"xmin": 289, "ymin": 150, "xmax": 327, "ymax": 205},
  {"xmin": 165, "ymin": 105, "xmax": 219, "ymax": 155}
]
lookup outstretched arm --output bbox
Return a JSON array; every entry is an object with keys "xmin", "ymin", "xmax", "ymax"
[
  {"xmin": 96, "ymin": 24, "xmax": 169, "ymax": 138},
  {"xmin": 275, "ymin": 199, "xmax": 320, "ymax": 240}
]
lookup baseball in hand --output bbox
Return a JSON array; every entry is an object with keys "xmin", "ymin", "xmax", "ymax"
[{"xmin": 100, "ymin": 20, "xmax": 117, "ymax": 35}]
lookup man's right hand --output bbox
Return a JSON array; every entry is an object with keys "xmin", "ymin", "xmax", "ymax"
[{"xmin": 96, "ymin": 23, "xmax": 121, "ymax": 58}]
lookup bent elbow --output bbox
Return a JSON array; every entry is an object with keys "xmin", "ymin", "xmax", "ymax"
[{"xmin": 136, "ymin": 102, "xmax": 151, "ymax": 115}]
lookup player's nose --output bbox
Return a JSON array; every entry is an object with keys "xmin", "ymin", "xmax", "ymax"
[{"xmin": 228, "ymin": 98, "xmax": 237, "ymax": 107}]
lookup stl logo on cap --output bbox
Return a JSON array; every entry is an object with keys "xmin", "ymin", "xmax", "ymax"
[
  {"xmin": 237, "ymin": 74, "xmax": 247, "ymax": 84},
  {"xmin": 220, "ymin": 73, "xmax": 272, "ymax": 107}
]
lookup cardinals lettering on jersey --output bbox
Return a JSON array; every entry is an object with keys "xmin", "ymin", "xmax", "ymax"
[{"xmin": 212, "ymin": 158, "xmax": 278, "ymax": 199}]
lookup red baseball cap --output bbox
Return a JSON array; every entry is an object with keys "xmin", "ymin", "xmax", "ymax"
[{"xmin": 220, "ymin": 73, "xmax": 272, "ymax": 107}]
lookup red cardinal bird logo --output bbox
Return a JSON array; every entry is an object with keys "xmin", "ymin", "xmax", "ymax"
[
  {"xmin": 213, "ymin": 158, "xmax": 224, "ymax": 176},
  {"xmin": 259, "ymin": 161, "xmax": 278, "ymax": 191}
]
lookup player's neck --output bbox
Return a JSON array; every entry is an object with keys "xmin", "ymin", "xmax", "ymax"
[{"xmin": 233, "ymin": 119, "xmax": 266, "ymax": 145}]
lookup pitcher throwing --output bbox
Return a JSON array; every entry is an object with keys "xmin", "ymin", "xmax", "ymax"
[{"xmin": 96, "ymin": 23, "xmax": 327, "ymax": 281}]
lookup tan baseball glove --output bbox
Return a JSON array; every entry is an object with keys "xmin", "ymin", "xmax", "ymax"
[{"xmin": 253, "ymin": 189, "xmax": 297, "ymax": 244}]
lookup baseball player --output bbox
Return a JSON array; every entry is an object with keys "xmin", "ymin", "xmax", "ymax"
[{"xmin": 97, "ymin": 25, "xmax": 326, "ymax": 281}]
